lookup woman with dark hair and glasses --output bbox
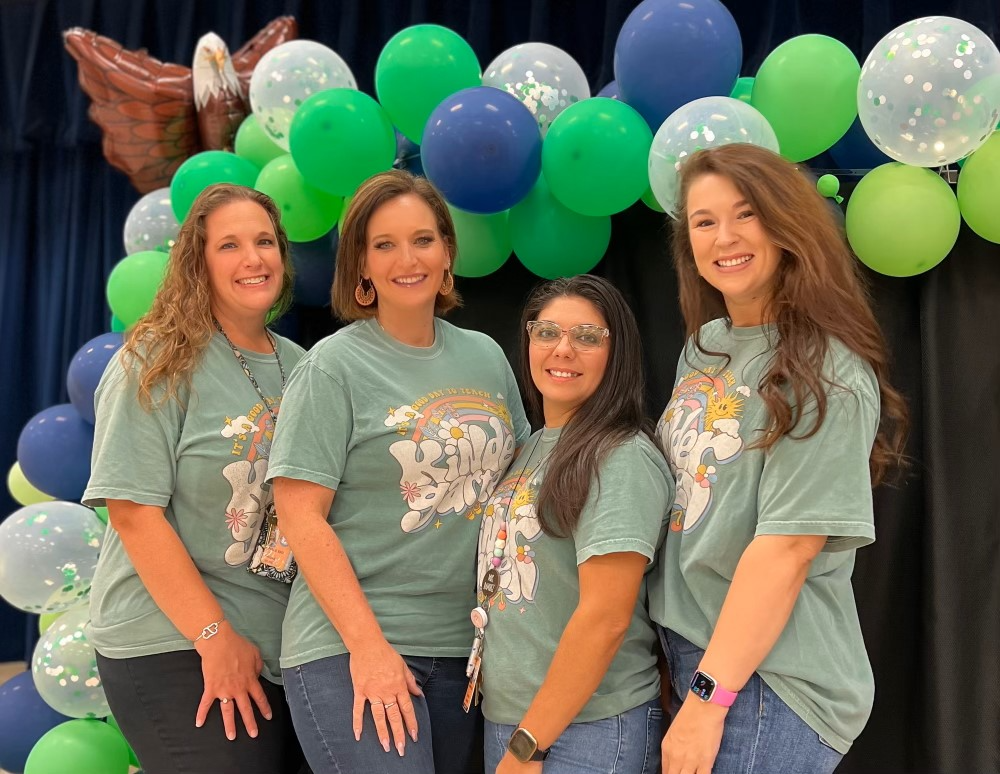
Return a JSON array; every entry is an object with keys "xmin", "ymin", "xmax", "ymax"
[{"xmin": 473, "ymin": 275, "xmax": 673, "ymax": 774}]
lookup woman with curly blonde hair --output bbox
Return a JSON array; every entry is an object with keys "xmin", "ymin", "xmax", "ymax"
[{"xmin": 84, "ymin": 183, "xmax": 306, "ymax": 773}]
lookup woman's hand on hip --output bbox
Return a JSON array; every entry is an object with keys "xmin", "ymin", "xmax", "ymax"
[
  {"xmin": 661, "ymin": 694, "xmax": 727, "ymax": 774},
  {"xmin": 194, "ymin": 622, "xmax": 272, "ymax": 741},
  {"xmin": 350, "ymin": 638, "xmax": 423, "ymax": 756}
]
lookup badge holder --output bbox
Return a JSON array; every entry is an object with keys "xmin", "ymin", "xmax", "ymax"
[
  {"xmin": 463, "ymin": 607, "xmax": 489, "ymax": 713},
  {"xmin": 247, "ymin": 505, "xmax": 298, "ymax": 584}
]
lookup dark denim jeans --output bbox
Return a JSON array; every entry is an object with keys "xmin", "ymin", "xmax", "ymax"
[
  {"xmin": 485, "ymin": 698, "xmax": 664, "ymax": 773},
  {"xmin": 96, "ymin": 650, "xmax": 303, "ymax": 774},
  {"xmin": 660, "ymin": 628, "xmax": 844, "ymax": 774},
  {"xmin": 283, "ymin": 654, "xmax": 478, "ymax": 774}
]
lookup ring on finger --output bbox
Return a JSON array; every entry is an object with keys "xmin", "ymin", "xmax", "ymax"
[
  {"xmin": 220, "ymin": 698, "xmax": 230, "ymax": 704},
  {"xmin": 384, "ymin": 702, "xmax": 397, "ymax": 709},
  {"xmin": 370, "ymin": 699, "xmax": 383, "ymax": 706}
]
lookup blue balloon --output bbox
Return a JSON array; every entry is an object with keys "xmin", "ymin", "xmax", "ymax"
[
  {"xmin": 394, "ymin": 129, "xmax": 424, "ymax": 177},
  {"xmin": 828, "ymin": 115, "xmax": 893, "ymax": 171},
  {"xmin": 0, "ymin": 670, "xmax": 72, "ymax": 773},
  {"xmin": 290, "ymin": 229, "xmax": 339, "ymax": 307},
  {"xmin": 67, "ymin": 333, "xmax": 124, "ymax": 425},
  {"xmin": 596, "ymin": 81, "xmax": 620, "ymax": 100},
  {"xmin": 422, "ymin": 87, "xmax": 542, "ymax": 214},
  {"xmin": 614, "ymin": 0, "xmax": 742, "ymax": 131},
  {"xmin": 17, "ymin": 404, "xmax": 94, "ymax": 501}
]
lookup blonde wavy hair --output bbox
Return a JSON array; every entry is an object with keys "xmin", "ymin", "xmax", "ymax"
[{"xmin": 121, "ymin": 184, "xmax": 294, "ymax": 409}]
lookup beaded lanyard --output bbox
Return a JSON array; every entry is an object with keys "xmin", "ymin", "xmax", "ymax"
[{"xmin": 212, "ymin": 318, "xmax": 286, "ymax": 424}]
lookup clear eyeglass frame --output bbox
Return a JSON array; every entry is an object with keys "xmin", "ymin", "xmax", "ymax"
[{"xmin": 526, "ymin": 320, "xmax": 610, "ymax": 351}]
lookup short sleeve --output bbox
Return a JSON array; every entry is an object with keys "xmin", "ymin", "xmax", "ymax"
[
  {"xmin": 503, "ymin": 361, "xmax": 531, "ymax": 447},
  {"xmin": 755, "ymin": 387, "xmax": 879, "ymax": 551},
  {"xmin": 82, "ymin": 360, "xmax": 183, "ymax": 508},
  {"xmin": 266, "ymin": 360, "xmax": 352, "ymax": 490},
  {"xmin": 574, "ymin": 440, "xmax": 672, "ymax": 565}
]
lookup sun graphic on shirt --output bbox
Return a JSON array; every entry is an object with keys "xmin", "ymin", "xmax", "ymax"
[
  {"xmin": 704, "ymin": 392, "xmax": 744, "ymax": 431},
  {"xmin": 511, "ymin": 484, "xmax": 535, "ymax": 514}
]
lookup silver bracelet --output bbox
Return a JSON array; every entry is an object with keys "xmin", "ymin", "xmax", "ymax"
[{"xmin": 194, "ymin": 619, "xmax": 225, "ymax": 642}]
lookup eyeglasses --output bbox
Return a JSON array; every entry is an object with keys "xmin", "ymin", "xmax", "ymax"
[{"xmin": 526, "ymin": 320, "xmax": 610, "ymax": 351}]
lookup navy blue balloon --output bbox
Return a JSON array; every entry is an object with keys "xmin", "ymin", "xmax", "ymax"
[
  {"xmin": 67, "ymin": 333, "xmax": 124, "ymax": 425},
  {"xmin": 614, "ymin": 0, "xmax": 742, "ymax": 131},
  {"xmin": 290, "ymin": 229, "xmax": 339, "ymax": 307},
  {"xmin": 828, "ymin": 116, "xmax": 892, "ymax": 171},
  {"xmin": 17, "ymin": 404, "xmax": 94, "ymax": 501},
  {"xmin": 421, "ymin": 87, "xmax": 542, "ymax": 214},
  {"xmin": 0, "ymin": 670, "xmax": 72, "ymax": 773},
  {"xmin": 394, "ymin": 129, "xmax": 424, "ymax": 177},
  {"xmin": 596, "ymin": 81, "xmax": 620, "ymax": 100}
]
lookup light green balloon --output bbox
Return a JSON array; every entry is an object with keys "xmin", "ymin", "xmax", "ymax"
[
  {"xmin": 375, "ymin": 25, "xmax": 481, "ymax": 143},
  {"xmin": 106, "ymin": 250, "xmax": 169, "ymax": 329},
  {"xmin": 509, "ymin": 177, "xmax": 611, "ymax": 279},
  {"xmin": 817, "ymin": 174, "xmax": 841, "ymax": 198},
  {"xmin": 449, "ymin": 207, "xmax": 512, "ymax": 278},
  {"xmin": 38, "ymin": 610, "xmax": 65, "ymax": 635},
  {"xmin": 255, "ymin": 155, "xmax": 344, "ymax": 242},
  {"xmin": 846, "ymin": 163, "xmax": 960, "ymax": 277},
  {"xmin": 8, "ymin": 461, "xmax": 55, "ymax": 506},
  {"xmin": 957, "ymin": 131, "xmax": 1000, "ymax": 243},
  {"xmin": 24, "ymin": 719, "xmax": 129, "ymax": 774},
  {"xmin": 542, "ymin": 97, "xmax": 652, "ymax": 216},
  {"xmin": 729, "ymin": 76, "xmax": 755, "ymax": 104},
  {"xmin": 92, "ymin": 506, "xmax": 109, "ymax": 525},
  {"xmin": 752, "ymin": 35, "xmax": 860, "ymax": 162},
  {"xmin": 289, "ymin": 89, "xmax": 396, "ymax": 198},
  {"xmin": 235, "ymin": 115, "xmax": 285, "ymax": 170}
]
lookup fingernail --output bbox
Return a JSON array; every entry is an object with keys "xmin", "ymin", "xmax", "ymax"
[
  {"xmin": 228, "ymin": 733, "xmax": 236, "ymax": 741},
  {"xmin": 250, "ymin": 730, "xmax": 258, "ymax": 738},
  {"xmin": 397, "ymin": 742, "xmax": 405, "ymax": 757},
  {"xmin": 381, "ymin": 738, "xmax": 390, "ymax": 753},
  {"xmin": 195, "ymin": 721, "xmax": 203, "ymax": 728},
  {"xmin": 410, "ymin": 729, "xmax": 418, "ymax": 742},
  {"xmin": 265, "ymin": 713, "xmax": 273, "ymax": 720},
  {"xmin": 354, "ymin": 729, "xmax": 361, "ymax": 742}
]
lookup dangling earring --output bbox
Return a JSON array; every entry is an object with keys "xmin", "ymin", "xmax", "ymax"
[
  {"xmin": 439, "ymin": 268, "xmax": 454, "ymax": 296},
  {"xmin": 355, "ymin": 277, "xmax": 375, "ymax": 306}
]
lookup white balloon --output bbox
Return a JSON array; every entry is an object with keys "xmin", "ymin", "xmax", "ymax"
[
  {"xmin": 123, "ymin": 187, "xmax": 179, "ymax": 255},
  {"xmin": 648, "ymin": 97, "xmax": 780, "ymax": 219},
  {"xmin": 249, "ymin": 40, "xmax": 357, "ymax": 150},
  {"xmin": 858, "ymin": 16, "xmax": 1000, "ymax": 166},
  {"xmin": 483, "ymin": 42, "xmax": 590, "ymax": 136},
  {"xmin": 32, "ymin": 606, "xmax": 109, "ymax": 718}
]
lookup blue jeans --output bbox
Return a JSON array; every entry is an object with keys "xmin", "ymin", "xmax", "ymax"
[
  {"xmin": 484, "ymin": 699, "xmax": 664, "ymax": 773},
  {"xmin": 660, "ymin": 628, "xmax": 843, "ymax": 774},
  {"xmin": 283, "ymin": 654, "xmax": 477, "ymax": 774}
]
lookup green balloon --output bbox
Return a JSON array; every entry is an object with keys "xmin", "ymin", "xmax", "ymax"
[
  {"xmin": 338, "ymin": 195, "xmax": 352, "ymax": 234},
  {"xmin": 8, "ymin": 461, "xmax": 55, "ymax": 506},
  {"xmin": 375, "ymin": 25, "xmax": 481, "ymax": 142},
  {"xmin": 846, "ymin": 163, "xmax": 960, "ymax": 277},
  {"xmin": 957, "ymin": 131, "xmax": 1000, "ymax": 243},
  {"xmin": 235, "ymin": 115, "xmax": 285, "ymax": 170},
  {"xmin": 255, "ymin": 155, "xmax": 344, "ymax": 242},
  {"xmin": 542, "ymin": 97, "xmax": 653, "ymax": 217},
  {"xmin": 289, "ymin": 89, "xmax": 396, "ymax": 198},
  {"xmin": 38, "ymin": 611, "xmax": 65, "ymax": 635},
  {"xmin": 169, "ymin": 151, "xmax": 259, "ymax": 221},
  {"xmin": 92, "ymin": 506, "xmax": 109, "ymax": 525},
  {"xmin": 641, "ymin": 186, "xmax": 665, "ymax": 213},
  {"xmin": 817, "ymin": 174, "xmax": 841, "ymax": 198},
  {"xmin": 106, "ymin": 714, "xmax": 141, "ymax": 768},
  {"xmin": 24, "ymin": 719, "xmax": 129, "ymax": 774},
  {"xmin": 730, "ymin": 76, "xmax": 755, "ymax": 104},
  {"xmin": 106, "ymin": 250, "xmax": 170, "ymax": 329},
  {"xmin": 509, "ymin": 177, "xmax": 612, "ymax": 279},
  {"xmin": 109, "ymin": 314, "xmax": 126, "ymax": 333},
  {"xmin": 449, "ymin": 207, "xmax": 512, "ymax": 278},
  {"xmin": 752, "ymin": 35, "xmax": 860, "ymax": 162}
]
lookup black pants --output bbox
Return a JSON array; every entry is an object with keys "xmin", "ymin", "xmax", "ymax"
[{"xmin": 97, "ymin": 650, "xmax": 305, "ymax": 774}]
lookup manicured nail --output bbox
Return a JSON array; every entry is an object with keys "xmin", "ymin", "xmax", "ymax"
[
  {"xmin": 397, "ymin": 742, "xmax": 405, "ymax": 757},
  {"xmin": 227, "ymin": 732, "xmax": 236, "ymax": 741},
  {"xmin": 381, "ymin": 738, "xmax": 390, "ymax": 753},
  {"xmin": 264, "ymin": 712, "xmax": 273, "ymax": 720},
  {"xmin": 354, "ymin": 729, "xmax": 361, "ymax": 742},
  {"xmin": 410, "ymin": 729, "xmax": 418, "ymax": 742},
  {"xmin": 195, "ymin": 721, "xmax": 203, "ymax": 728}
]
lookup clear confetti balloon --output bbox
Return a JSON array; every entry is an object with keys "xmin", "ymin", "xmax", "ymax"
[
  {"xmin": 32, "ymin": 607, "xmax": 109, "ymax": 719},
  {"xmin": 0, "ymin": 502, "xmax": 105, "ymax": 614},
  {"xmin": 858, "ymin": 16, "xmax": 1000, "ymax": 166},
  {"xmin": 250, "ymin": 40, "xmax": 357, "ymax": 150},
  {"xmin": 648, "ymin": 96, "xmax": 780, "ymax": 218},
  {"xmin": 482, "ymin": 42, "xmax": 590, "ymax": 135},
  {"xmin": 122, "ymin": 188, "xmax": 179, "ymax": 255}
]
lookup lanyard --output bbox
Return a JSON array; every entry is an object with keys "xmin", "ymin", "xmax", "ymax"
[{"xmin": 212, "ymin": 317, "xmax": 286, "ymax": 427}]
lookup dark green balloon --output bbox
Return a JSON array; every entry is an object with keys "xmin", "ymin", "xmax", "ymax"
[
  {"xmin": 510, "ymin": 177, "xmax": 611, "ymax": 279},
  {"xmin": 169, "ymin": 151, "xmax": 259, "ymax": 220},
  {"xmin": 730, "ymin": 76, "xmax": 755, "ymax": 104},
  {"xmin": 106, "ymin": 714, "xmax": 140, "ymax": 768},
  {"xmin": 450, "ymin": 207, "xmax": 512, "ymax": 278}
]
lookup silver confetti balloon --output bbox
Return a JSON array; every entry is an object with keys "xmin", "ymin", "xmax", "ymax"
[
  {"xmin": 32, "ymin": 606, "xmax": 110, "ymax": 718},
  {"xmin": 123, "ymin": 187, "xmax": 179, "ymax": 255},
  {"xmin": 858, "ymin": 16, "xmax": 1000, "ymax": 166}
]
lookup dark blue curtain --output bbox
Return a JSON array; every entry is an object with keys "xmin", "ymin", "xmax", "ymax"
[{"xmin": 2, "ymin": 2, "xmax": 999, "ymax": 773}]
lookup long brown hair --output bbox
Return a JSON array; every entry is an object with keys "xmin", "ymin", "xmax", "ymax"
[
  {"xmin": 672, "ymin": 144, "xmax": 907, "ymax": 484},
  {"xmin": 332, "ymin": 169, "xmax": 461, "ymax": 320},
  {"xmin": 122, "ymin": 184, "xmax": 294, "ymax": 408},
  {"xmin": 519, "ymin": 275, "xmax": 658, "ymax": 537}
]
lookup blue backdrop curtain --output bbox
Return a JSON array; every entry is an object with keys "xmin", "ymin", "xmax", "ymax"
[{"xmin": 1, "ymin": 2, "xmax": 998, "ymax": 773}]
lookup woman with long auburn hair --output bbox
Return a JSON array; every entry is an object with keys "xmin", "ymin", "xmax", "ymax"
[
  {"xmin": 650, "ymin": 144, "xmax": 908, "ymax": 774},
  {"xmin": 475, "ymin": 275, "xmax": 672, "ymax": 774},
  {"xmin": 84, "ymin": 184, "xmax": 307, "ymax": 773}
]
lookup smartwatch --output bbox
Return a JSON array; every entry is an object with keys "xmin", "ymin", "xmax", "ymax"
[
  {"xmin": 690, "ymin": 670, "xmax": 738, "ymax": 707},
  {"xmin": 508, "ymin": 727, "xmax": 550, "ymax": 763}
]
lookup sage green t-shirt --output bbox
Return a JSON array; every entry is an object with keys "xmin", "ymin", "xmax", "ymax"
[
  {"xmin": 649, "ymin": 320, "xmax": 880, "ymax": 754},
  {"xmin": 83, "ymin": 332, "xmax": 305, "ymax": 683},
  {"xmin": 477, "ymin": 427, "xmax": 672, "ymax": 724},
  {"xmin": 266, "ymin": 318, "xmax": 531, "ymax": 668}
]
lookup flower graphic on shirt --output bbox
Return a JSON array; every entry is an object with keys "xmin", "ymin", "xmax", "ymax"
[
  {"xmin": 437, "ymin": 418, "xmax": 471, "ymax": 454},
  {"xmin": 225, "ymin": 508, "xmax": 248, "ymax": 532},
  {"xmin": 694, "ymin": 464, "xmax": 717, "ymax": 488},
  {"xmin": 400, "ymin": 481, "xmax": 421, "ymax": 503},
  {"xmin": 516, "ymin": 544, "xmax": 535, "ymax": 564},
  {"xmin": 704, "ymin": 392, "xmax": 744, "ymax": 431}
]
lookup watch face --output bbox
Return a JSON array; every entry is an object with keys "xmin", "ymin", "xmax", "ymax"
[
  {"xmin": 508, "ymin": 728, "xmax": 538, "ymax": 761},
  {"xmin": 690, "ymin": 671, "xmax": 717, "ymax": 702}
]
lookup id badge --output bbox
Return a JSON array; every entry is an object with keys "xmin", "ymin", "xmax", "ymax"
[
  {"xmin": 462, "ymin": 656, "xmax": 482, "ymax": 713},
  {"xmin": 260, "ymin": 518, "xmax": 293, "ymax": 571}
]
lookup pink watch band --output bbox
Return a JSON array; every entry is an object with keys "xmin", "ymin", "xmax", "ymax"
[{"xmin": 709, "ymin": 684, "xmax": 738, "ymax": 707}]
